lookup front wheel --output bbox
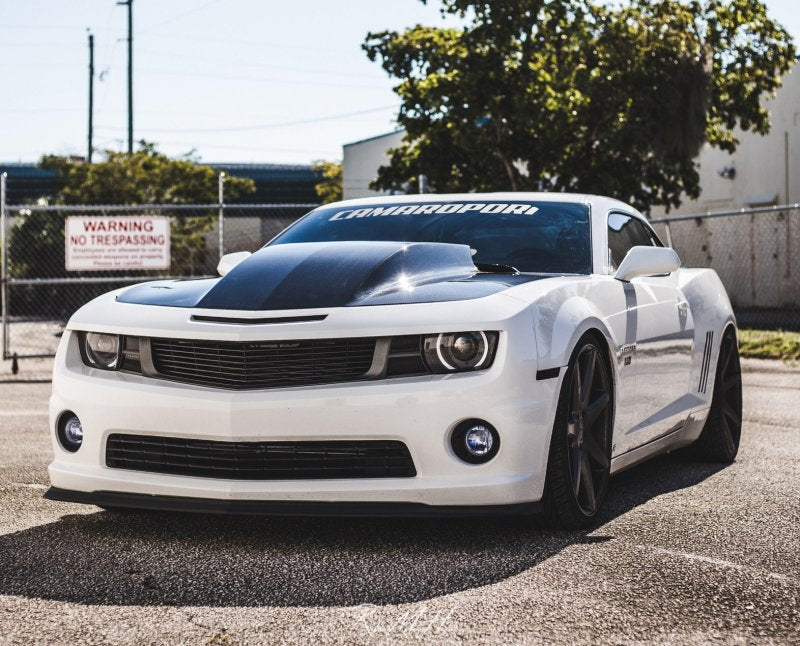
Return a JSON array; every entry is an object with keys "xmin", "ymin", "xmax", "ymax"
[{"xmin": 538, "ymin": 335, "xmax": 613, "ymax": 529}]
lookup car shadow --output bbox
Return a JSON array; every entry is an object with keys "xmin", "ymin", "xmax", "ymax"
[{"xmin": 0, "ymin": 455, "xmax": 726, "ymax": 608}]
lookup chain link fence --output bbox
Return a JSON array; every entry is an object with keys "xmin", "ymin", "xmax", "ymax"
[
  {"xmin": 3, "ymin": 170, "xmax": 799, "ymax": 374},
  {"xmin": 0, "ymin": 172, "xmax": 315, "ymax": 372},
  {"xmin": 651, "ymin": 203, "xmax": 800, "ymax": 331}
]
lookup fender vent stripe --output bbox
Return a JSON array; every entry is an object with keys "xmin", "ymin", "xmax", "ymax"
[
  {"xmin": 536, "ymin": 367, "xmax": 561, "ymax": 381},
  {"xmin": 698, "ymin": 331, "xmax": 714, "ymax": 393}
]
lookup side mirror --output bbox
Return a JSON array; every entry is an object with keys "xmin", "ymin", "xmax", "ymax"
[
  {"xmin": 217, "ymin": 251, "xmax": 251, "ymax": 277},
  {"xmin": 614, "ymin": 246, "xmax": 681, "ymax": 282}
]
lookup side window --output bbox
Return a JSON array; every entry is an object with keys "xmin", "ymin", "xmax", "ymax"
[
  {"xmin": 634, "ymin": 220, "xmax": 665, "ymax": 248},
  {"xmin": 607, "ymin": 212, "xmax": 663, "ymax": 269},
  {"xmin": 607, "ymin": 212, "xmax": 635, "ymax": 269}
]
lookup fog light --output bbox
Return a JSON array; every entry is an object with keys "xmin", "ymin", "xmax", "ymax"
[
  {"xmin": 451, "ymin": 419, "xmax": 500, "ymax": 464},
  {"xmin": 465, "ymin": 425, "xmax": 493, "ymax": 456},
  {"xmin": 57, "ymin": 412, "xmax": 83, "ymax": 453}
]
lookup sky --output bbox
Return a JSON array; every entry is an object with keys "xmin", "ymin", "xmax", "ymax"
[{"xmin": 1, "ymin": 0, "xmax": 798, "ymax": 166}]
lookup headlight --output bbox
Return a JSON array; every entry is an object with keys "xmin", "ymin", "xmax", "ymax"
[
  {"xmin": 80, "ymin": 332, "xmax": 122, "ymax": 370},
  {"xmin": 422, "ymin": 331, "xmax": 498, "ymax": 373}
]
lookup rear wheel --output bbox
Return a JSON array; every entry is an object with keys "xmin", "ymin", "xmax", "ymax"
[
  {"xmin": 685, "ymin": 328, "xmax": 742, "ymax": 462},
  {"xmin": 538, "ymin": 335, "xmax": 613, "ymax": 529}
]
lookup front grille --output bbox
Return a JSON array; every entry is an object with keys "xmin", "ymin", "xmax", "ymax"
[
  {"xmin": 386, "ymin": 335, "xmax": 427, "ymax": 377},
  {"xmin": 149, "ymin": 337, "xmax": 376, "ymax": 390},
  {"xmin": 106, "ymin": 434, "xmax": 417, "ymax": 479}
]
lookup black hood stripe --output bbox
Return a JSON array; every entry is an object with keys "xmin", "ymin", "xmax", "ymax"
[{"xmin": 117, "ymin": 241, "xmax": 548, "ymax": 310}]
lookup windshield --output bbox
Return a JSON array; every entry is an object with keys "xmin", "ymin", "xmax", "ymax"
[{"xmin": 270, "ymin": 200, "xmax": 592, "ymax": 274}]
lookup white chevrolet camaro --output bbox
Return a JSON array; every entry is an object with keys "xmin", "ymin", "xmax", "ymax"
[{"xmin": 45, "ymin": 193, "xmax": 743, "ymax": 528}]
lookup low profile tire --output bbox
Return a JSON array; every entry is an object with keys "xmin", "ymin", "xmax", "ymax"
[
  {"xmin": 538, "ymin": 334, "xmax": 613, "ymax": 530},
  {"xmin": 685, "ymin": 328, "xmax": 742, "ymax": 463}
]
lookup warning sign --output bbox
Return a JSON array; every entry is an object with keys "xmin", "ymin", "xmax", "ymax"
[{"xmin": 65, "ymin": 216, "xmax": 171, "ymax": 271}]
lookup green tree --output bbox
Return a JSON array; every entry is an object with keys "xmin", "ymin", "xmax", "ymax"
[
  {"xmin": 312, "ymin": 160, "xmax": 343, "ymax": 204},
  {"xmin": 12, "ymin": 142, "xmax": 255, "ymax": 280},
  {"xmin": 364, "ymin": 0, "xmax": 795, "ymax": 212}
]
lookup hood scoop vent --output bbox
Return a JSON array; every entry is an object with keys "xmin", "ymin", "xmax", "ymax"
[
  {"xmin": 116, "ymin": 240, "xmax": 546, "ymax": 310},
  {"xmin": 195, "ymin": 241, "xmax": 484, "ymax": 311},
  {"xmin": 191, "ymin": 314, "xmax": 328, "ymax": 325}
]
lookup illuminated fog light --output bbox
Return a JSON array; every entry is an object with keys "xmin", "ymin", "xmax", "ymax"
[
  {"xmin": 451, "ymin": 419, "xmax": 500, "ymax": 464},
  {"xmin": 464, "ymin": 424, "xmax": 493, "ymax": 456},
  {"xmin": 57, "ymin": 412, "xmax": 83, "ymax": 453}
]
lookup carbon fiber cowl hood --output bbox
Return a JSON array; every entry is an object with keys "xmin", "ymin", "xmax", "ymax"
[{"xmin": 117, "ymin": 241, "xmax": 544, "ymax": 310}]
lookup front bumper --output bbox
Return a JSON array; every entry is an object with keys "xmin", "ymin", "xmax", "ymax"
[
  {"xmin": 43, "ymin": 487, "xmax": 542, "ymax": 517},
  {"xmin": 48, "ymin": 302, "xmax": 561, "ymax": 512}
]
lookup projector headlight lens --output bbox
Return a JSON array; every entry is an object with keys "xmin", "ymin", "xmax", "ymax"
[
  {"xmin": 81, "ymin": 332, "xmax": 121, "ymax": 370},
  {"xmin": 423, "ymin": 331, "xmax": 498, "ymax": 373}
]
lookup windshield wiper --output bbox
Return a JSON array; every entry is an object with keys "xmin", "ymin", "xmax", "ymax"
[{"xmin": 474, "ymin": 262, "xmax": 520, "ymax": 274}]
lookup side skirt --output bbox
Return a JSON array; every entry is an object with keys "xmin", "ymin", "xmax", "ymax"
[{"xmin": 610, "ymin": 409, "xmax": 709, "ymax": 475}]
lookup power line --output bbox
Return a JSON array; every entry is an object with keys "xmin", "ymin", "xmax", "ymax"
[
  {"xmin": 94, "ymin": 104, "xmax": 398, "ymax": 134},
  {"xmin": 0, "ymin": 108, "xmax": 84, "ymax": 114},
  {"xmin": 2, "ymin": 58, "xmax": 388, "ymax": 85},
  {"xmin": 0, "ymin": 24, "xmax": 89, "ymax": 30},
  {"xmin": 133, "ymin": 46, "xmax": 383, "ymax": 80},
  {"xmin": 0, "ymin": 41, "xmax": 81, "ymax": 47},
  {"xmin": 136, "ymin": 31, "xmax": 358, "ymax": 56},
  {"xmin": 135, "ymin": 67, "xmax": 387, "ymax": 90},
  {"xmin": 91, "ymin": 137, "xmax": 340, "ymax": 155},
  {"xmin": 139, "ymin": 0, "xmax": 223, "ymax": 33},
  {"xmin": 96, "ymin": 5, "xmax": 123, "ymax": 116},
  {"xmin": 34, "ymin": 62, "xmax": 391, "ymax": 89}
]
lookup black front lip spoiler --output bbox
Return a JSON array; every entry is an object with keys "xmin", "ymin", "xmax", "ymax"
[{"xmin": 44, "ymin": 487, "xmax": 541, "ymax": 518}]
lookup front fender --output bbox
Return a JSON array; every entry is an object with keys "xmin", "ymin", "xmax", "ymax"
[{"xmin": 531, "ymin": 295, "xmax": 620, "ymax": 371}]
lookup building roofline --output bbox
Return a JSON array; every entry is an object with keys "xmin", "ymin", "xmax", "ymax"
[{"xmin": 343, "ymin": 129, "xmax": 405, "ymax": 148}]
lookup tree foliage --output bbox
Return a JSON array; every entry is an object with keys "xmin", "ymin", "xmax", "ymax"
[
  {"xmin": 11, "ymin": 142, "xmax": 255, "ymax": 280},
  {"xmin": 312, "ymin": 160, "xmax": 343, "ymax": 204},
  {"xmin": 364, "ymin": 0, "xmax": 795, "ymax": 212}
]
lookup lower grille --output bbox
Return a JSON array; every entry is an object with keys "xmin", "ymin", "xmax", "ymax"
[{"xmin": 105, "ymin": 434, "xmax": 417, "ymax": 479}]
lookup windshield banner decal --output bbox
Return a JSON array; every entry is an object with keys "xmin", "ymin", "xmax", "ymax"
[{"xmin": 328, "ymin": 202, "xmax": 539, "ymax": 221}]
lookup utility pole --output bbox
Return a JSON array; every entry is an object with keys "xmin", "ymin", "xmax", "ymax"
[
  {"xmin": 117, "ymin": 0, "xmax": 133, "ymax": 153},
  {"xmin": 87, "ymin": 30, "xmax": 94, "ymax": 163}
]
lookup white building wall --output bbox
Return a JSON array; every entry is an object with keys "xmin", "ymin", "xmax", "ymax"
[
  {"xmin": 649, "ymin": 68, "xmax": 800, "ymax": 311},
  {"xmin": 652, "ymin": 67, "xmax": 800, "ymax": 216},
  {"xmin": 342, "ymin": 130, "xmax": 405, "ymax": 200}
]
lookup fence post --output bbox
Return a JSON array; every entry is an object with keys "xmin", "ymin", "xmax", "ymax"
[
  {"xmin": 0, "ymin": 172, "xmax": 8, "ymax": 362},
  {"xmin": 218, "ymin": 171, "xmax": 225, "ymax": 261},
  {"xmin": 663, "ymin": 221, "xmax": 673, "ymax": 249}
]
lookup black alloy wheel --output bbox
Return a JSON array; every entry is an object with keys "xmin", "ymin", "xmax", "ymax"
[
  {"xmin": 539, "ymin": 335, "xmax": 613, "ymax": 529},
  {"xmin": 566, "ymin": 344, "xmax": 613, "ymax": 516},
  {"xmin": 687, "ymin": 328, "xmax": 742, "ymax": 462}
]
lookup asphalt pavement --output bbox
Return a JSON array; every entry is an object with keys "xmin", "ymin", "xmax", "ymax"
[{"xmin": 0, "ymin": 358, "xmax": 797, "ymax": 644}]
